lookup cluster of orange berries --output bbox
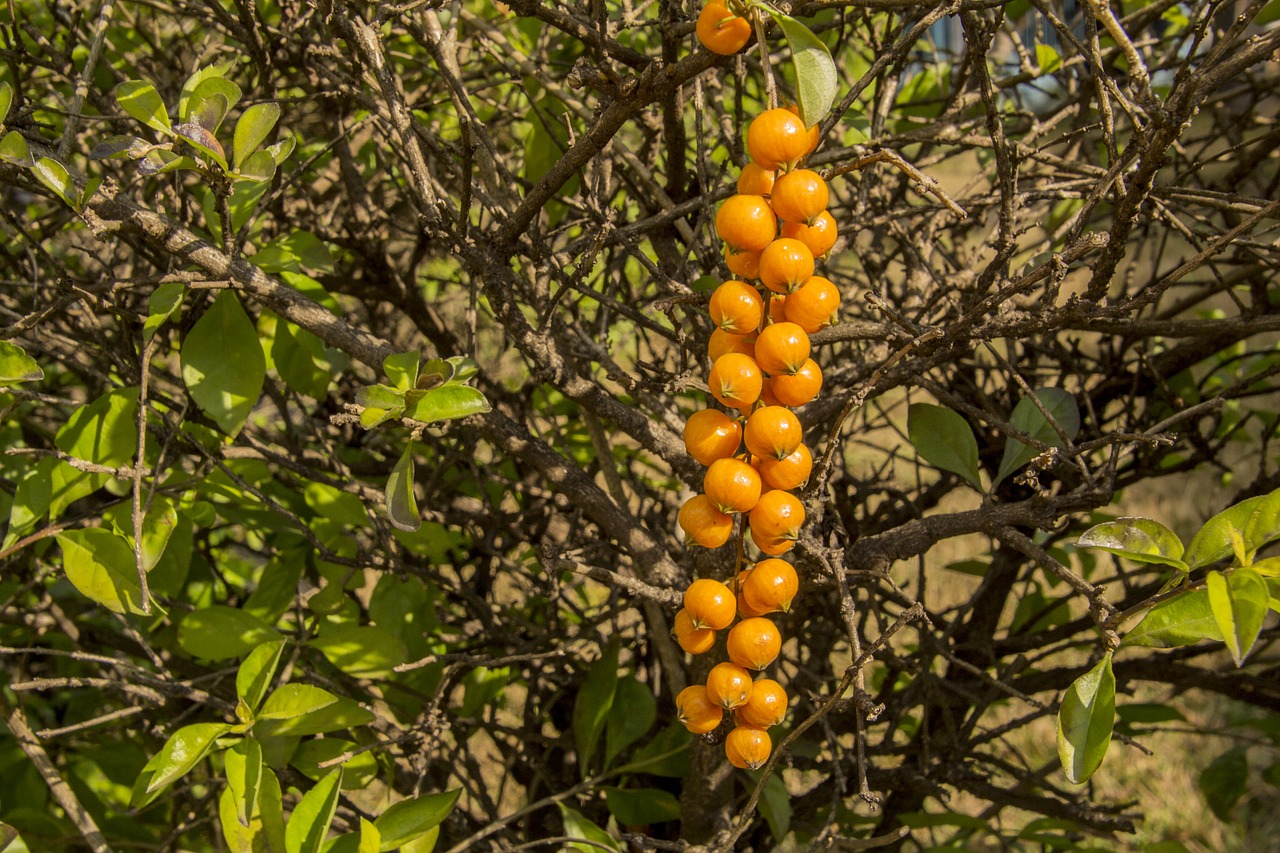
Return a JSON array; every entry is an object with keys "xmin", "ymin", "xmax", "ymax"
[{"xmin": 673, "ymin": 106, "xmax": 839, "ymax": 771}]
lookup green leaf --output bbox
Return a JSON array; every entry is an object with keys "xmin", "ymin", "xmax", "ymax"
[
  {"xmin": 5, "ymin": 458, "xmax": 55, "ymax": 545},
  {"xmin": 237, "ymin": 639, "xmax": 288, "ymax": 714},
  {"xmin": 1076, "ymin": 518, "xmax": 1187, "ymax": 569},
  {"xmin": 308, "ymin": 624, "xmax": 408, "ymax": 679},
  {"xmin": 143, "ymin": 281, "xmax": 186, "ymax": 342},
  {"xmin": 1036, "ymin": 43, "xmax": 1062, "ymax": 74},
  {"xmin": 256, "ymin": 697, "xmax": 374, "ymax": 737},
  {"xmin": 260, "ymin": 768, "xmax": 289, "ymax": 850},
  {"xmin": 116, "ymin": 80, "xmax": 172, "ymax": 133},
  {"xmin": 181, "ymin": 290, "xmax": 266, "ymax": 436},
  {"xmin": 0, "ymin": 821, "xmax": 18, "ymax": 853},
  {"xmin": 225, "ymin": 739, "xmax": 264, "ymax": 827},
  {"xmin": 1122, "ymin": 588, "xmax": 1224, "ymax": 648},
  {"xmin": 603, "ymin": 787, "xmax": 680, "ymax": 827},
  {"xmin": 573, "ymin": 638, "xmax": 619, "ymax": 777},
  {"xmin": 175, "ymin": 120, "xmax": 228, "ymax": 169},
  {"xmin": 56, "ymin": 528, "xmax": 147, "ymax": 614},
  {"xmin": 1056, "ymin": 653, "xmax": 1115, "ymax": 784},
  {"xmin": 0, "ymin": 130, "xmax": 31, "ymax": 166},
  {"xmin": 56, "ymin": 386, "xmax": 139, "ymax": 466},
  {"xmin": 273, "ymin": 321, "xmax": 343, "ymax": 399},
  {"xmin": 1199, "ymin": 747, "xmax": 1249, "ymax": 820},
  {"xmin": 291, "ymin": 739, "xmax": 377, "ymax": 790},
  {"xmin": 252, "ymin": 232, "xmax": 333, "ymax": 275},
  {"xmin": 285, "ymin": 767, "xmax": 343, "ymax": 853},
  {"xmin": 32, "ymin": 157, "xmax": 77, "ymax": 208},
  {"xmin": 996, "ymin": 387, "xmax": 1080, "ymax": 484},
  {"xmin": 1185, "ymin": 487, "xmax": 1280, "ymax": 569},
  {"xmin": 1206, "ymin": 568, "xmax": 1269, "ymax": 666},
  {"xmin": 557, "ymin": 804, "xmax": 621, "ymax": 852},
  {"xmin": 184, "ymin": 76, "xmax": 241, "ymax": 128},
  {"xmin": 384, "ymin": 352, "xmax": 420, "ymax": 392},
  {"xmin": 177, "ymin": 62, "xmax": 236, "ymax": 120},
  {"xmin": 0, "ymin": 82, "xmax": 11, "ymax": 125},
  {"xmin": 404, "ymin": 385, "xmax": 491, "ymax": 424},
  {"xmin": 130, "ymin": 722, "xmax": 232, "ymax": 807},
  {"xmin": 757, "ymin": 771, "xmax": 792, "ymax": 842},
  {"xmin": 0, "ymin": 340, "xmax": 42, "ymax": 384},
  {"xmin": 771, "ymin": 13, "xmax": 837, "ymax": 128},
  {"xmin": 907, "ymin": 403, "xmax": 982, "ymax": 489},
  {"xmin": 179, "ymin": 605, "xmax": 279, "ymax": 660},
  {"xmin": 627, "ymin": 723, "xmax": 691, "ymax": 777},
  {"xmin": 237, "ymin": 149, "xmax": 277, "ymax": 182},
  {"xmin": 604, "ymin": 675, "xmax": 656, "ymax": 766},
  {"xmin": 258, "ymin": 684, "xmax": 339, "ymax": 721},
  {"xmin": 386, "ymin": 446, "xmax": 420, "ymax": 533},
  {"xmin": 234, "ymin": 102, "xmax": 281, "ymax": 171},
  {"xmin": 373, "ymin": 789, "xmax": 461, "ymax": 851}
]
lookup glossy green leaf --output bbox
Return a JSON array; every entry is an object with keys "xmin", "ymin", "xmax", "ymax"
[
  {"xmin": 771, "ymin": 13, "xmax": 837, "ymax": 128},
  {"xmin": 259, "ymin": 684, "xmax": 338, "ymax": 720},
  {"xmin": 384, "ymin": 352, "xmax": 419, "ymax": 391},
  {"xmin": 573, "ymin": 638, "xmax": 619, "ymax": 777},
  {"xmin": 1122, "ymin": 588, "xmax": 1224, "ymax": 648},
  {"xmin": 603, "ymin": 787, "xmax": 680, "ymax": 826},
  {"xmin": 143, "ymin": 281, "xmax": 186, "ymax": 342},
  {"xmin": 1077, "ymin": 517, "xmax": 1187, "ymax": 569},
  {"xmin": 184, "ymin": 76, "xmax": 241, "ymax": 129},
  {"xmin": 385, "ymin": 446, "xmax": 420, "ymax": 533},
  {"xmin": 907, "ymin": 403, "xmax": 982, "ymax": 489},
  {"xmin": 33, "ymin": 157, "xmax": 76, "ymax": 207},
  {"xmin": 373, "ymin": 789, "xmax": 460, "ymax": 851},
  {"xmin": 996, "ymin": 388, "xmax": 1080, "ymax": 484},
  {"xmin": 324, "ymin": 819, "xmax": 382, "ymax": 853},
  {"xmin": 116, "ymin": 80, "xmax": 171, "ymax": 132},
  {"xmin": 604, "ymin": 675, "xmax": 656, "ymax": 766},
  {"xmin": 56, "ymin": 528, "xmax": 147, "ymax": 614},
  {"xmin": 225, "ymin": 739, "xmax": 264, "ymax": 827},
  {"xmin": 0, "ymin": 340, "xmax": 43, "ymax": 384},
  {"xmin": 404, "ymin": 385, "xmax": 491, "ymax": 424},
  {"xmin": 237, "ymin": 149, "xmax": 277, "ymax": 183},
  {"xmin": 308, "ymin": 624, "xmax": 408, "ymax": 679},
  {"xmin": 105, "ymin": 494, "xmax": 179, "ymax": 572},
  {"xmin": 557, "ymin": 804, "xmax": 621, "ymax": 852},
  {"xmin": 181, "ymin": 290, "xmax": 266, "ymax": 436},
  {"xmin": 4, "ymin": 458, "xmax": 54, "ymax": 547},
  {"xmin": 179, "ymin": 606, "xmax": 279, "ymax": 660},
  {"xmin": 285, "ymin": 767, "xmax": 342, "ymax": 853},
  {"xmin": 1199, "ymin": 747, "xmax": 1248, "ymax": 820},
  {"xmin": 234, "ymin": 102, "xmax": 281, "ymax": 170},
  {"xmin": 273, "ymin": 321, "xmax": 342, "ymax": 399},
  {"xmin": 291, "ymin": 739, "xmax": 377, "ymax": 790},
  {"xmin": 131, "ymin": 722, "xmax": 232, "ymax": 806},
  {"xmin": 175, "ymin": 120, "xmax": 227, "ymax": 170},
  {"xmin": 757, "ymin": 771, "xmax": 792, "ymax": 843},
  {"xmin": 237, "ymin": 639, "xmax": 288, "ymax": 714},
  {"xmin": 256, "ymin": 696, "xmax": 374, "ymax": 737},
  {"xmin": 1183, "ymin": 488, "xmax": 1280, "ymax": 569},
  {"xmin": 1206, "ymin": 568, "xmax": 1269, "ymax": 666},
  {"xmin": 56, "ymin": 386, "xmax": 139, "ymax": 466},
  {"xmin": 1036, "ymin": 43, "xmax": 1062, "ymax": 74},
  {"xmin": 1056, "ymin": 653, "xmax": 1115, "ymax": 784},
  {"xmin": 0, "ymin": 130, "xmax": 31, "ymax": 165},
  {"xmin": 0, "ymin": 82, "xmax": 11, "ymax": 124}
]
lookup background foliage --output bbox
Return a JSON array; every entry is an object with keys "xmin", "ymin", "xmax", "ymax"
[{"xmin": 1, "ymin": 0, "xmax": 1279, "ymax": 850}]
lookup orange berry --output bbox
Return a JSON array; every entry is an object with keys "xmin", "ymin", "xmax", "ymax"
[
  {"xmin": 769, "ymin": 359, "xmax": 823, "ymax": 407},
  {"xmin": 716, "ymin": 194, "xmax": 777, "ymax": 254},
  {"xmin": 673, "ymin": 607, "xmax": 717, "ymax": 654},
  {"xmin": 703, "ymin": 456, "xmax": 761, "ymax": 514},
  {"xmin": 724, "ymin": 246, "xmax": 760, "ymax": 280},
  {"xmin": 696, "ymin": 0, "xmax": 752, "ymax": 56},
  {"xmin": 679, "ymin": 494, "xmax": 735, "ymax": 548},
  {"xmin": 707, "ymin": 352, "xmax": 763, "ymax": 410},
  {"xmin": 677, "ymin": 685, "xmax": 725, "ymax": 734},
  {"xmin": 732, "ymin": 568, "xmax": 768, "ymax": 617},
  {"xmin": 783, "ymin": 275, "xmax": 840, "ymax": 333},
  {"xmin": 782, "ymin": 210, "xmax": 839, "ymax": 258},
  {"xmin": 683, "ymin": 408, "xmax": 743, "ymax": 466},
  {"xmin": 736, "ymin": 678, "xmax": 788, "ymax": 728},
  {"xmin": 747, "ymin": 108, "xmax": 810, "ymax": 172},
  {"xmin": 737, "ymin": 162, "xmax": 776, "ymax": 196},
  {"xmin": 757, "ymin": 442, "xmax": 813, "ymax": 491},
  {"xmin": 708, "ymin": 280, "xmax": 764, "ymax": 335},
  {"xmin": 758, "ymin": 238, "xmax": 815, "ymax": 294},
  {"xmin": 770, "ymin": 169, "xmax": 829, "ymax": 225},
  {"xmin": 726, "ymin": 616, "xmax": 781, "ymax": 670},
  {"xmin": 708, "ymin": 328, "xmax": 754, "ymax": 362},
  {"xmin": 743, "ymin": 405, "xmax": 803, "ymax": 460},
  {"xmin": 784, "ymin": 104, "xmax": 821, "ymax": 156},
  {"xmin": 705, "ymin": 661, "xmax": 755, "ymax": 709},
  {"xmin": 748, "ymin": 490, "xmax": 805, "ymax": 555},
  {"xmin": 684, "ymin": 578, "xmax": 737, "ymax": 630},
  {"xmin": 767, "ymin": 294, "xmax": 787, "ymax": 324},
  {"xmin": 741, "ymin": 558, "xmax": 798, "ymax": 613},
  {"xmin": 725, "ymin": 725, "xmax": 771, "ymax": 769},
  {"xmin": 754, "ymin": 322, "xmax": 810, "ymax": 376}
]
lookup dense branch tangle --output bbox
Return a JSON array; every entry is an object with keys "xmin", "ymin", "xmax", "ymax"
[{"xmin": 0, "ymin": 0, "xmax": 1278, "ymax": 851}]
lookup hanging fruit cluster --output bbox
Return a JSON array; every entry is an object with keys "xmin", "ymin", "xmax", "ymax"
[{"xmin": 673, "ymin": 92, "xmax": 841, "ymax": 769}]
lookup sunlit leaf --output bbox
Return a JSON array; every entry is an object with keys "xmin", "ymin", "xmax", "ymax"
[
  {"xmin": 0, "ymin": 340, "xmax": 43, "ymax": 384},
  {"xmin": 1206, "ymin": 568, "xmax": 1269, "ymax": 666},
  {"xmin": 116, "ymin": 80, "xmax": 171, "ymax": 132},
  {"xmin": 770, "ymin": 13, "xmax": 837, "ymax": 128},
  {"xmin": 1077, "ymin": 517, "xmax": 1186, "ymax": 569},
  {"xmin": 386, "ymin": 446, "xmax": 421, "ymax": 533},
  {"xmin": 181, "ymin": 290, "xmax": 266, "ymax": 436},
  {"xmin": 1057, "ymin": 653, "xmax": 1115, "ymax": 784},
  {"xmin": 908, "ymin": 403, "xmax": 982, "ymax": 490}
]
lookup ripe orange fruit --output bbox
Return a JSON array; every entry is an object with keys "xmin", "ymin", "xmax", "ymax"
[
  {"xmin": 736, "ymin": 678, "xmax": 788, "ymax": 728},
  {"xmin": 754, "ymin": 322, "xmax": 810, "ymax": 375},
  {"xmin": 748, "ymin": 490, "xmax": 805, "ymax": 555},
  {"xmin": 678, "ymin": 494, "xmax": 735, "ymax": 548},
  {"xmin": 782, "ymin": 210, "xmax": 839, "ymax": 258},
  {"xmin": 784, "ymin": 104, "xmax": 821, "ymax": 156},
  {"xmin": 725, "ymin": 725, "xmax": 772, "ymax": 769},
  {"xmin": 726, "ymin": 616, "xmax": 781, "ymax": 670},
  {"xmin": 716, "ymin": 194, "xmax": 777, "ymax": 254},
  {"xmin": 758, "ymin": 238, "xmax": 815, "ymax": 294},
  {"xmin": 705, "ymin": 661, "xmax": 755, "ymax": 709},
  {"xmin": 732, "ymin": 568, "xmax": 768, "ymax": 617},
  {"xmin": 708, "ymin": 280, "xmax": 764, "ymax": 335},
  {"xmin": 744, "ymin": 405, "xmax": 803, "ymax": 460},
  {"xmin": 673, "ymin": 607, "xmax": 717, "ymax": 654},
  {"xmin": 767, "ymin": 294, "xmax": 787, "ymax": 324},
  {"xmin": 677, "ymin": 685, "xmax": 724, "ymax": 734},
  {"xmin": 707, "ymin": 328, "xmax": 754, "ymax": 362},
  {"xmin": 758, "ymin": 377, "xmax": 783, "ymax": 408},
  {"xmin": 737, "ymin": 162, "xmax": 775, "ymax": 196},
  {"xmin": 769, "ymin": 358, "xmax": 823, "ymax": 407},
  {"xmin": 703, "ymin": 456, "xmax": 761, "ymax": 514},
  {"xmin": 724, "ymin": 246, "xmax": 760, "ymax": 280},
  {"xmin": 747, "ymin": 108, "xmax": 809, "ymax": 172},
  {"xmin": 783, "ymin": 275, "xmax": 839, "ymax": 332},
  {"xmin": 683, "ymin": 408, "xmax": 742, "ymax": 466},
  {"xmin": 770, "ymin": 169, "xmax": 829, "ymax": 225},
  {"xmin": 696, "ymin": 0, "xmax": 752, "ymax": 56},
  {"xmin": 757, "ymin": 442, "xmax": 813, "ymax": 491},
  {"xmin": 741, "ymin": 558, "xmax": 799, "ymax": 613},
  {"xmin": 684, "ymin": 578, "xmax": 737, "ymax": 630},
  {"xmin": 707, "ymin": 352, "xmax": 762, "ymax": 410}
]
